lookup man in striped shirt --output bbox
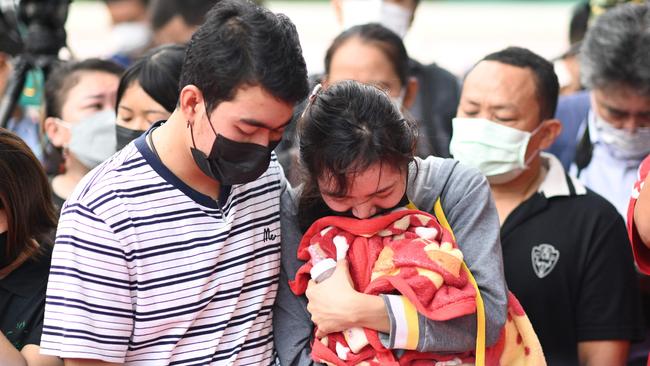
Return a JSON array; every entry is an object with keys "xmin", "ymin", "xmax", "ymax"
[{"xmin": 40, "ymin": 1, "xmax": 309, "ymax": 365}]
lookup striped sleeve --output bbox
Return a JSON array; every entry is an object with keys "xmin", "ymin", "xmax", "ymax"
[
  {"xmin": 380, "ymin": 294, "xmax": 420, "ymax": 350},
  {"xmin": 40, "ymin": 202, "xmax": 133, "ymax": 363}
]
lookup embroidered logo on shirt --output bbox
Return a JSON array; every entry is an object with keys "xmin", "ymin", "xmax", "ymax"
[
  {"xmin": 531, "ymin": 243, "xmax": 560, "ymax": 279},
  {"xmin": 263, "ymin": 227, "xmax": 277, "ymax": 242}
]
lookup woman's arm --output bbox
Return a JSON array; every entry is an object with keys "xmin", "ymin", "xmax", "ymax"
[
  {"xmin": 0, "ymin": 333, "xmax": 62, "ymax": 366},
  {"xmin": 273, "ymin": 186, "xmax": 316, "ymax": 366}
]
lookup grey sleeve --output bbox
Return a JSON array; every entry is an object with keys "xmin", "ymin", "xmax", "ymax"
[
  {"xmin": 405, "ymin": 159, "xmax": 508, "ymax": 352},
  {"xmin": 273, "ymin": 186, "xmax": 317, "ymax": 366}
]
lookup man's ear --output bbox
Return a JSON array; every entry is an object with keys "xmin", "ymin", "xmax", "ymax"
[
  {"xmin": 43, "ymin": 117, "xmax": 67, "ymax": 147},
  {"xmin": 179, "ymin": 85, "xmax": 203, "ymax": 127},
  {"xmin": 403, "ymin": 77, "xmax": 419, "ymax": 110},
  {"xmin": 538, "ymin": 118, "xmax": 562, "ymax": 150}
]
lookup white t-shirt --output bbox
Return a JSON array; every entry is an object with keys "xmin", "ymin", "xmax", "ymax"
[{"xmin": 41, "ymin": 131, "xmax": 283, "ymax": 365}]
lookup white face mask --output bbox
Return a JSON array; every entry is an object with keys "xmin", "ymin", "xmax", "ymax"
[
  {"xmin": 340, "ymin": 0, "xmax": 412, "ymax": 39},
  {"xmin": 56, "ymin": 110, "xmax": 118, "ymax": 169},
  {"xmin": 110, "ymin": 22, "xmax": 152, "ymax": 55},
  {"xmin": 450, "ymin": 117, "xmax": 543, "ymax": 184},
  {"xmin": 594, "ymin": 113, "xmax": 650, "ymax": 161}
]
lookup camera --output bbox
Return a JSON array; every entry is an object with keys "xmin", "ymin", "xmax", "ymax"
[
  {"xmin": 0, "ymin": 0, "xmax": 71, "ymax": 56},
  {"xmin": 0, "ymin": 0, "xmax": 71, "ymax": 128}
]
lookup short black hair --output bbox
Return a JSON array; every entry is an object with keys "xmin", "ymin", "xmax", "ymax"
[
  {"xmin": 325, "ymin": 23, "xmax": 410, "ymax": 87},
  {"xmin": 44, "ymin": 58, "xmax": 124, "ymax": 119},
  {"xmin": 116, "ymin": 44, "xmax": 186, "ymax": 113},
  {"xmin": 151, "ymin": 0, "xmax": 219, "ymax": 30},
  {"xmin": 178, "ymin": 0, "xmax": 309, "ymax": 111},
  {"xmin": 580, "ymin": 2, "xmax": 650, "ymax": 96},
  {"xmin": 481, "ymin": 47, "xmax": 559, "ymax": 120}
]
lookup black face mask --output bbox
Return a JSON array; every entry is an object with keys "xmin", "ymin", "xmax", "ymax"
[
  {"xmin": 190, "ymin": 108, "xmax": 279, "ymax": 185},
  {"xmin": 0, "ymin": 231, "xmax": 8, "ymax": 268},
  {"xmin": 116, "ymin": 125, "xmax": 146, "ymax": 150},
  {"xmin": 329, "ymin": 190, "xmax": 411, "ymax": 219}
]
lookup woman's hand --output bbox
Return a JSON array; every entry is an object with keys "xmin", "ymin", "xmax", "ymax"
[{"xmin": 305, "ymin": 260, "xmax": 390, "ymax": 338}]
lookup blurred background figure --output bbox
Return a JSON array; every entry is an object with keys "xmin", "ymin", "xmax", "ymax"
[
  {"xmin": 42, "ymin": 59, "xmax": 123, "ymax": 214},
  {"xmin": 553, "ymin": 1, "xmax": 589, "ymax": 96},
  {"xmin": 552, "ymin": 0, "xmax": 643, "ymax": 96},
  {"xmin": 331, "ymin": 0, "xmax": 459, "ymax": 158},
  {"xmin": 149, "ymin": 0, "xmax": 221, "ymax": 45},
  {"xmin": 104, "ymin": 0, "xmax": 152, "ymax": 67},
  {"xmin": 0, "ymin": 128, "xmax": 60, "ymax": 366},
  {"xmin": 549, "ymin": 3, "xmax": 650, "ymax": 365},
  {"xmin": 549, "ymin": 1, "xmax": 650, "ymax": 218},
  {"xmin": 115, "ymin": 43, "xmax": 185, "ymax": 150}
]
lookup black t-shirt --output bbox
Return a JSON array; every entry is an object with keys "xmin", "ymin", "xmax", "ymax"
[
  {"xmin": 0, "ymin": 246, "xmax": 52, "ymax": 350},
  {"xmin": 501, "ymin": 172, "xmax": 644, "ymax": 365}
]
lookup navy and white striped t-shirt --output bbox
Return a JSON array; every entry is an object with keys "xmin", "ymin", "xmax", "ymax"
[{"xmin": 41, "ymin": 132, "xmax": 283, "ymax": 365}]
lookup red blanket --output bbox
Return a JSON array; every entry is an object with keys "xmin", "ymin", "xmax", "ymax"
[{"xmin": 289, "ymin": 209, "xmax": 545, "ymax": 366}]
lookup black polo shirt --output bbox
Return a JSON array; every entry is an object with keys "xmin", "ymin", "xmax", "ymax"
[
  {"xmin": 501, "ymin": 154, "xmax": 644, "ymax": 365},
  {"xmin": 0, "ymin": 246, "xmax": 52, "ymax": 350}
]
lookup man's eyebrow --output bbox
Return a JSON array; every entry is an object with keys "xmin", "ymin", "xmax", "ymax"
[
  {"xmin": 240, "ymin": 117, "xmax": 292, "ymax": 130},
  {"xmin": 464, "ymin": 98, "xmax": 517, "ymax": 110}
]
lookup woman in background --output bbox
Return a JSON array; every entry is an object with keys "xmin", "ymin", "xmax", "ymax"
[
  {"xmin": 0, "ymin": 128, "xmax": 60, "ymax": 366},
  {"xmin": 115, "ymin": 44, "xmax": 186, "ymax": 150}
]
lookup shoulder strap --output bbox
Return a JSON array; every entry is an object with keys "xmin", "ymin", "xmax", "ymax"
[
  {"xmin": 574, "ymin": 120, "xmax": 593, "ymax": 178},
  {"xmin": 432, "ymin": 198, "xmax": 486, "ymax": 366}
]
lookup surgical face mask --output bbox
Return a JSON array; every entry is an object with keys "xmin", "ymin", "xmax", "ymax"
[
  {"xmin": 190, "ymin": 106, "xmax": 280, "ymax": 185},
  {"xmin": 116, "ymin": 125, "xmax": 146, "ymax": 151},
  {"xmin": 450, "ymin": 117, "xmax": 543, "ymax": 184},
  {"xmin": 110, "ymin": 22, "xmax": 152, "ymax": 55},
  {"xmin": 56, "ymin": 110, "xmax": 118, "ymax": 169},
  {"xmin": 594, "ymin": 113, "xmax": 650, "ymax": 160},
  {"xmin": 341, "ymin": 0, "xmax": 412, "ymax": 39}
]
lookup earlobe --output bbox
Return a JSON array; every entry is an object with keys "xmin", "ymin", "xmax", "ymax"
[
  {"xmin": 403, "ymin": 77, "xmax": 419, "ymax": 110},
  {"xmin": 179, "ymin": 85, "xmax": 202, "ymax": 122},
  {"xmin": 539, "ymin": 119, "xmax": 562, "ymax": 149},
  {"xmin": 44, "ymin": 117, "xmax": 64, "ymax": 147}
]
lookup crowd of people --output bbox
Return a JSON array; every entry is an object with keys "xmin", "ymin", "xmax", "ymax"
[{"xmin": 1, "ymin": 0, "xmax": 649, "ymax": 365}]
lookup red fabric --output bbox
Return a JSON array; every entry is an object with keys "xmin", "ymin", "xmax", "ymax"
[
  {"xmin": 289, "ymin": 210, "xmax": 479, "ymax": 365},
  {"xmin": 627, "ymin": 154, "xmax": 650, "ymax": 274}
]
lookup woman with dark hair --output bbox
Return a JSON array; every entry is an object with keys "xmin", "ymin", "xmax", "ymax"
[
  {"xmin": 278, "ymin": 23, "xmax": 447, "ymax": 185},
  {"xmin": 115, "ymin": 44, "xmax": 186, "ymax": 149},
  {"xmin": 274, "ymin": 81, "xmax": 508, "ymax": 365},
  {"xmin": 0, "ymin": 129, "xmax": 61, "ymax": 366},
  {"xmin": 42, "ymin": 58, "xmax": 124, "ymax": 213}
]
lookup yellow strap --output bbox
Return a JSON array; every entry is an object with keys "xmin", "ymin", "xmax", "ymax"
[{"xmin": 430, "ymin": 199, "xmax": 486, "ymax": 366}]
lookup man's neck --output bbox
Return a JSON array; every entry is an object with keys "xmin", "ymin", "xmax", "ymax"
[
  {"xmin": 490, "ymin": 156, "xmax": 546, "ymax": 225},
  {"xmin": 151, "ymin": 113, "xmax": 222, "ymax": 200}
]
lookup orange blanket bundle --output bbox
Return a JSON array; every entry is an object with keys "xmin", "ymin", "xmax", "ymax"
[{"xmin": 289, "ymin": 209, "xmax": 545, "ymax": 366}]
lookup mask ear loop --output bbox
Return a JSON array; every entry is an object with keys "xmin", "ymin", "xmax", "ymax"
[{"xmin": 523, "ymin": 120, "xmax": 549, "ymax": 167}]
